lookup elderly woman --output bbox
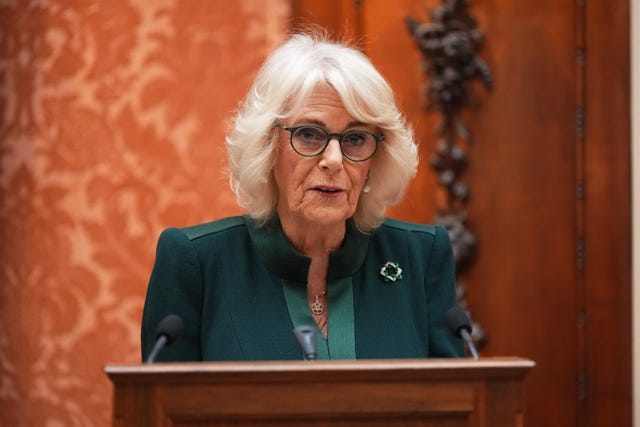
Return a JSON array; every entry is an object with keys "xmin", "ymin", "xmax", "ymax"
[{"xmin": 141, "ymin": 33, "xmax": 464, "ymax": 361}]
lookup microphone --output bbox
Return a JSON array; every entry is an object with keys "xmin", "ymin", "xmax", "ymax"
[
  {"xmin": 293, "ymin": 325, "xmax": 317, "ymax": 360},
  {"xmin": 146, "ymin": 314, "xmax": 184, "ymax": 363},
  {"xmin": 445, "ymin": 306, "xmax": 479, "ymax": 360}
]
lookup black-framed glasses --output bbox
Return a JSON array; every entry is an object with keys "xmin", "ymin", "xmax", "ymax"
[{"xmin": 276, "ymin": 124, "xmax": 383, "ymax": 162}]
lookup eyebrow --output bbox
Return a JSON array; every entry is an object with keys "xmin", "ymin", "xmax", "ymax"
[{"xmin": 294, "ymin": 118, "xmax": 370, "ymax": 130}]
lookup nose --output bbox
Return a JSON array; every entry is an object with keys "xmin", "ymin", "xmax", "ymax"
[{"xmin": 318, "ymin": 138, "xmax": 344, "ymax": 170}]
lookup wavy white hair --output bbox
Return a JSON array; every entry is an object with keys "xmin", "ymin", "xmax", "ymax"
[{"xmin": 226, "ymin": 33, "xmax": 418, "ymax": 232}]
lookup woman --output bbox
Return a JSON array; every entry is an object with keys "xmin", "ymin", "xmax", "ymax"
[{"xmin": 141, "ymin": 33, "xmax": 464, "ymax": 361}]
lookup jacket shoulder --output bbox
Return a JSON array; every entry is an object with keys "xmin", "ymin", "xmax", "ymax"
[
  {"xmin": 380, "ymin": 218, "xmax": 438, "ymax": 236},
  {"xmin": 181, "ymin": 216, "xmax": 247, "ymax": 241}
]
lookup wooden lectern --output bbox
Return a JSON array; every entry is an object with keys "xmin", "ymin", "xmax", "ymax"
[{"xmin": 105, "ymin": 357, "xmax": 534, "ymax": 426}]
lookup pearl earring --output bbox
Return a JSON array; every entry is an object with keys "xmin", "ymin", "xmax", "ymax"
[{"xmin": 362, "ymin": 184, "xmax": 370, "ymax": 193}]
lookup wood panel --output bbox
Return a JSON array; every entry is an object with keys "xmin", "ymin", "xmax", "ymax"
[
  {"xmin": 456, "ymin": 1, "xmax": 579, "ymax": 426},
  {"xmin": 583, "ymin": 0, "xmax": 631, "ymax": 424},
  {"xmin": 361, "ymin": 0, "xmax": 443, "ymax": 222},
  {"xmin": 290, "ymin": 1, "xmax": 631, "ymax": 426}
]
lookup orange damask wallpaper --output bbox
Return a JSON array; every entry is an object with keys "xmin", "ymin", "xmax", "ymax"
[{"xmin": 0, "ymin": 1, "xmax": 289, "ymax": 425}]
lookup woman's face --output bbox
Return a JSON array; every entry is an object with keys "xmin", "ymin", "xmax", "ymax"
[{"xmin": 273, "ymin": 86, "xmax": 372, "ymax": 228}]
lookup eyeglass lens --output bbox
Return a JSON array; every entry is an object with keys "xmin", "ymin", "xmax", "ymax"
[{"xmin": 291, "ymin": 126, "xmax": 378, "ymax": 161}]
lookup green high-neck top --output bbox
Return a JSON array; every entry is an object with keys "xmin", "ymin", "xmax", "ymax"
[{"xmin": 141, "ymin": 215, "xmax": 464, "ymax": 361}]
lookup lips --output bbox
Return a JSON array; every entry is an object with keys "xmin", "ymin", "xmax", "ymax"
[{"xmin": 312, "ymin": 185, "xmax": 344, "ymax": 194}]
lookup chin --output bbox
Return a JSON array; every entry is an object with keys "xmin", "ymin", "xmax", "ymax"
[{"xmin": 302, "ymin": 209, "xmax": 352, "ymax": 227}]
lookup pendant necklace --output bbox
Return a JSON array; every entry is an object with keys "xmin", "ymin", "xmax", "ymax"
[{"xmin": 311, "ymin": 289, "xmax": 328, "ymax": 315}]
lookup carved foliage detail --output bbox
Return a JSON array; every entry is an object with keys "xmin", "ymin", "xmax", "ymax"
[{"xmin": 406, "ymin": 0, "xmax": 491, "ymax": 346}]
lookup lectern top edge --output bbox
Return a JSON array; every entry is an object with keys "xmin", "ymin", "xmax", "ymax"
[{"xmin": 105, "ymin": 356, "xmax": 535, "ymax": 382}]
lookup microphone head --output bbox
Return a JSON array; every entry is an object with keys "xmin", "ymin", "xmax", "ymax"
[
  {"xmin": 293, "ymin": 325, "xmax": 317, "ymax": 360},
  {"xmin": 445, "ymin": 306, "xmax": 472, "ymax": 338},
  {"xmin": 155, "ymin": 314, "xmax": 184, "ymax": 345}
]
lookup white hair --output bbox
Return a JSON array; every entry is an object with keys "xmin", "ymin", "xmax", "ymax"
[{"xmin": 226, "ymin": 33, "xmax": 418, "ymax": 232}]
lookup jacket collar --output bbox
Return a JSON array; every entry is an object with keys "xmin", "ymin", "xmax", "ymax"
[{"xmin": 245, "ymin": 215, "xmax": 370, "ymax": 283}]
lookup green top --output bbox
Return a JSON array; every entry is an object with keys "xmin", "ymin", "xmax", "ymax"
[
  {"xmin": 141, "ymin": 215, "xmax": 464, "ymax": 361},
  {"xmin": 282, "ymin": 277, "xmax": 355, "ymax": 359}
]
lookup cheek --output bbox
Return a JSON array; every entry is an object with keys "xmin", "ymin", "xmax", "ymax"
[
  {"xmin": 348, "ymin": 165, "xmax": 371, "ymax": 193},
  {"xmin": 274, "ymin": 151, "xmax": 308, "ymax": 195}
]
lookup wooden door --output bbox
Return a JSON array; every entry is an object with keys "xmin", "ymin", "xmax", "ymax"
[{"xmin": 291, "ymin": 1, "xmax": 631, "ymax": 426}]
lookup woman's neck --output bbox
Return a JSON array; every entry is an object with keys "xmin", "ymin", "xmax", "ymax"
[{"xmin": 279, "ymin": 215, "xmax": 346, "ymax": 258}]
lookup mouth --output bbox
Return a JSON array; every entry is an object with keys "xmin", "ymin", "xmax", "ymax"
[{"xmin": 312, "ymin": 186, "xmax": 344, "ymax": 194}]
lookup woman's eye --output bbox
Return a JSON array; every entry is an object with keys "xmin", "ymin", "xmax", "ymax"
[
  {"xmin": 296, "ymin": 128, "xmax": 324, "ymax": 142},
  {"xmin": 343, "ymin": 132, "xmax": 366, "ymax": 146}
]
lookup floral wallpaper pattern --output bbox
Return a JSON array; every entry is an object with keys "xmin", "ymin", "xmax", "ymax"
[{"xmin": 0, "ymin": 1, "xmax": 289, "ymax": 425}]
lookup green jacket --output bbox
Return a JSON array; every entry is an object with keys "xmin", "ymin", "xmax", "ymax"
[{"xmin": 141, "ymin": 215, "xmax": 464, "ymax": 361}]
